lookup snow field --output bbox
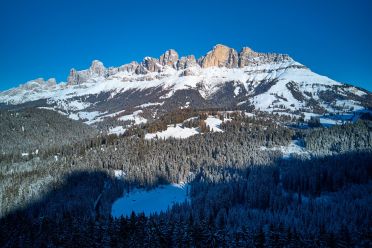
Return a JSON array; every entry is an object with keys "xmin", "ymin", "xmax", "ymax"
[{"xmin": 111, "ymin": 183, "xmax": 189, "ymax": 217}]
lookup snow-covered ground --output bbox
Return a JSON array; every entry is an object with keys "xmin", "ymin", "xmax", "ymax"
[
  {"xmin": 145, "ymin": 116, "xmax": 226, "ymax": 140},
  {"xmin": 118, "ymin": 110, "xmax": 147, "ymax": 125},
  {"xmin": 205, "ymin": 116, "xmax": 223, "ymax": 132},
  {"xmin": 111, "ymin": 183, "xmax": 189, "ymax": 217},
  {"xmin": 261, "ymin": 139, "xmax": 309, "ymax": 159},
  {"xmin": 145, "ymin": 124, "xmax": 199, "ymax": 140},
  {"xmin": 136, "ymin": 102, "xmax": 164, "ymax": 108},
  {"xmin": 113, "ymin": 170, "xmax": 126, "ymax": 179},
  {"xmin": 279, "ymin": 140, "xmax": 309, "ymax": 159},
  {"xmin": 319, "ymin": 118, "xmax": 342, "ymax": 127},
  {"xmin": 108, "ymin": 126, "xmax": 126, "ymax": 135}
]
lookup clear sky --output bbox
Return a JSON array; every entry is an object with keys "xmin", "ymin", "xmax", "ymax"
[{"xmin": 1, "ymin": 0, "xmax": 371, "ymax": 91}]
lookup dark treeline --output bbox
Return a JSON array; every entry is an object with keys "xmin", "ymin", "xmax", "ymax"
[
  {"xmin": 281, "ymin": 152, "xmax": 372, "ymax": 196},
  {"xmin": 1, "ymin": 210, "xmax": 365, "ymax": 247},
  {"xmin": 1, "ymin": 152, "xmax": 371, "ymax": 247}
]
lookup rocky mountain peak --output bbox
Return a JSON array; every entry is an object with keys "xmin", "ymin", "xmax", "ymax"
[
  {"xmin": 241, "ymin": 47, "xmax": 253, "ymax": 54},
  {"xmin": 90, "ymin": 60, "xmax": 105, "ymax": 77},
  {"xmin": 17, "ymin": 78, "xmax": 57, "ymax": 91},
  {"xmin": 199, "ymin": 44, "xmax": 239, "ymax": 68},
  {"xmin": 118, "ymin": 61, "xmax": 139, "ymax": 73},
  {"xmin": 239, "ymin": 47, "xmax": 255, "ymax": 67},
  {"xmin": 136, "ymin": 57, "xmax": 162, "ymax": 74},
  {"xmin": 159, "ymin": 49, "xmax": 179, "ymax": 67},
  {"xmin": 67, "ymin": 68, "xmax": 79, "ymax": 85},
  {"xmin": 177, "ymin": 55, "xmax": 198, "ymax": 70},
  {"xmin": 67, "ymin": 60, "xmax": 107, "ymax": 85}
]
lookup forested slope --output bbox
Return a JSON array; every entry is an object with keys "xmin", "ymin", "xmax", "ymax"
[
  {"xmin": 0, "ymin": 109, "xmax": 371, "ymax": 247},
  {"xmin": 0, "ymin": 108, "xmax": 98, "ymax": 157}
]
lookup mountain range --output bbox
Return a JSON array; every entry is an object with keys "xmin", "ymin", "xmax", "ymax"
[{"xmin": 1, "ymin": 44, "xmax": 371, "ymax": 129}]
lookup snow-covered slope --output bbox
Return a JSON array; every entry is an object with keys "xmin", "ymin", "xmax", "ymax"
[{"xmin": 0, "ymin": 44, "xmax": 370, "ymax": 126}]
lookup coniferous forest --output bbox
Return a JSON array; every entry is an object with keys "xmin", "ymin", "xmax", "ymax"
[{"xmin": 0, "ymin": 108, "xmax": 372, "ymax": 247}]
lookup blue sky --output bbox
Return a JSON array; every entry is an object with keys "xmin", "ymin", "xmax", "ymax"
[{"xmin": 0, "ymin": 0, "xmax": 371, "ymax": 91}]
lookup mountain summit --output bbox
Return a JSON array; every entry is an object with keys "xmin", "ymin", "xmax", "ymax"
[{"xmin": 0, "ymin": 44, "xmax": 370, "ymax": 126}]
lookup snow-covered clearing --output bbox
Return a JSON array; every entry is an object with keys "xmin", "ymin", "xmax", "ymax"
[
  {"xmin": 280, "ymin": 140, "xmax": 309, "ymax": 159},
  {"xmin": 111, "ymin": 183, "xmax": 189, "ymax": 217},
  {"xmin": 113, "ymin": 170, "xmax": 126, "ymax": 179},
  {"xmin": 137, "ymin": 102, "xmax": 164, "ymax": 108},
  {"xmin": 108, "ymin": 126, "xmax": 126, "ymax": 135},
  {"xmin": 261, "ymin": 139, "xmax": 309, "ymax": 159},
  {"xmin": 68, "ymin": 110, "xmax": 105, "ymax": 123},
  {"xmin": 145, "ymin": 116, "xmax": 226, "ymax": 140},
  {"xmin": 319, "ymin": 118, "xmax": 342, "ymax": 127},
  {"xmin": 205, "ymin": 116, "xmax": 223, "ymax": 132},
  {"xmin": 118, "ymin": 110, "xmax": 147, "ymax": 125},
  {"xmin": 78, "ymin": 111, "xmax": 102, "ymax": 122},
  {"xmin": 145, "ymin": 124, "xmax": 199, "ymax": 140}
]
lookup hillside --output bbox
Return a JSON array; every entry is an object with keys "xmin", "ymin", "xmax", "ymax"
[{"xmin": 0, "ymin": 108, "xmax": 98, "ymax": 158}]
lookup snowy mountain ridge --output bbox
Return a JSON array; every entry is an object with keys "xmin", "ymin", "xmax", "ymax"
[{"xmin": 0, "ymin": 44, "xmax": 370, "ymax": 126}]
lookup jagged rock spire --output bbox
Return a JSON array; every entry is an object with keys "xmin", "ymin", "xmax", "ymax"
[
  {"xmin": 67, "ymin": 60, "xmax": 106, "ymax": 85},
  {"xmin": 90, "ymin": 60, "xmax": 105, "ymax": 77},
  {"xmin": 159, "ymin": 49, "xmax": 179, "ymax": 67}
]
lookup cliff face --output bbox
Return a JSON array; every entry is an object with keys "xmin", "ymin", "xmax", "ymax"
[
  {"xmin": 64, "ymin": 44, "xmax": 296, "ymax": 85},
  {"xmin": 199, "ymin": 44, "xmax": 239, "ymax": 68},
  {"xmin": 67, "ymin": 60, "xmax": 106, "ymax": 85},
  {"xmin": 160, "ymin": 49, "xmax": 179, "ymax": 67}
]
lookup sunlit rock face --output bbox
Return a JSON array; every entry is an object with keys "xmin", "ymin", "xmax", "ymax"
[
  {"xmin": 199, "ymin": 44, "xmax": 239, "ymax": 68},
  {"xmin": 159, "ymin": 49, "xmax": 179, "ymax": 67}
]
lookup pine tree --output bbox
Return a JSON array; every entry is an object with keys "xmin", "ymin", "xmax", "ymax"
[
  {"xmin": 337, "ymin": 225, "xmax": 352, "ymax": 248},
  {"xmin": 254, "ymin": 227, "xmax": 265, "ymax": 248}
]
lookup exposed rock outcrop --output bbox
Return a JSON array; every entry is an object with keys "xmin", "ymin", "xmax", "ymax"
[
  {"xmin": 118, "ymin": 61, "xmax": 139, "ymax": 73},
  {"xmin": 67, "ymin": 60, "xmax": 107, "ymax": 85},
  {"xmin": 67, "ymin": 68, "xmax": 80, "ymax": 85},
  {"xmin": 60, "ymin": 44, "xmax": 300, "ymax": 86},
  {"xmin": 177, "ymin": 55, "xmax": 198, "ymax": 70},
  {"xmin": 239, "ymin": 48, "xmax": 294, "ymax": 67},
  {"xmin": 136, "ymin": 57, "xmax": 162, "ymax": 74},
  {"xmin": 23, "ymin": 78, "xmax": 56, "ymax": 89},
  {"xmin": 90, "ymin": 60, "xmax": 105, "ymax": 77},
  {"xmin": 238, "ymin": 47, "xmax": 255, "ymax": 67},
  {"xmin": 159, "ymin": 49, "xmax": 179, "ymax": 67},
  {"xmin": 199, "ymin": 44, "xmax": 239, "ymax": 68}
]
